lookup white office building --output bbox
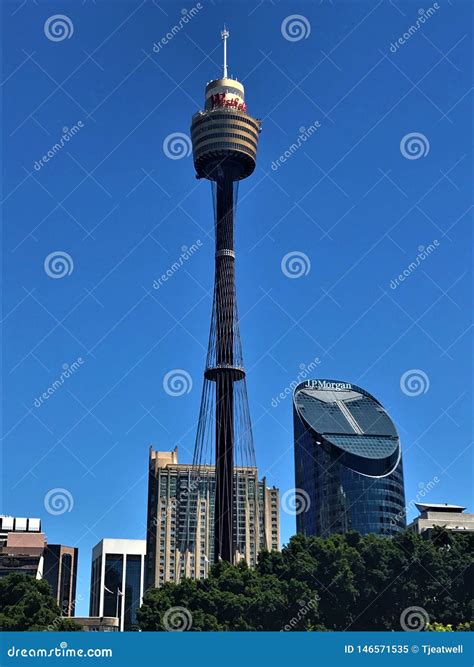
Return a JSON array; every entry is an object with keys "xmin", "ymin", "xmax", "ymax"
[{"xmin": 89, "ymin": 538, "xmax": 146, "ymax": 632}]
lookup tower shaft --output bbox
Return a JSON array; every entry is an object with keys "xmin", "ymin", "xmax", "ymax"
[{"xmin": 214, "ymin": 175, "xmax": 236, "ymax": 562}]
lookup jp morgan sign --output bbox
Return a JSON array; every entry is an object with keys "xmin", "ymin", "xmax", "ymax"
[{"xmin": 301, "ymin": 380, "xmax": 353, "ymax": 391}]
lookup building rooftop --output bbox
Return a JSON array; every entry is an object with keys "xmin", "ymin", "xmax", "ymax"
[
  {"xmin": 0, "ymin": 516, "xmax": 42, "ymax": 533},
  {"xmin": 293, "ymin": 380, "xmax": 399, "ymax": 462},
  {"xmin": 415, "ymin": 503, "xmax": 467, "ymax": 514}
]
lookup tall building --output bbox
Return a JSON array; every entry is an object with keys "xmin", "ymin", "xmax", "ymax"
[
  {"xmin": 408, "ymin": 503, "xmax": 474, "ymax": 536},
  {"xmin": 43, "ymin": 545, "xmax": 78, "ymax": 616},
  {"xmin": 0, "ymin": 516, "xmax": 78, "ymax": 616},
  {"xmin": 293, "ymin": 380, "xmax": 406, "ymax": 537},
  {"xmin": 145, "ymin": 448, "xmax": 279, "ymax": 590},
  {"xmin": 189, "ymin": 29, "xmax": 262, "ymax": 563},
  {"xmin": 89, "ymin": 538, "xmax": 145, "ymax": 632}
]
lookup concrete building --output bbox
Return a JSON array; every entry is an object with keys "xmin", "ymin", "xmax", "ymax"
[
  {"xmin": 89, "ymin": 538, "xmax": 146, "ymax": 632},
  {"xmin": 145, "ymin": 448, "xmax": 280, "ymax": 590},
  {"xmin": 0, "ymin": 516, "xmax": 42, "ymax": 545},
  {"xmin": 43, "ymin": 545, "xmax": 78, "ymax": 616},
  {"xmin": 0, "ymin": 516, "xmax": 45, "ymax": 579},
  {"xmin": 408, "ymin": 503, "xmax": 474, "ymax": 535},
  {"xmin": 0, "ymin": 516, "xmax": 78, "ymax": 616}
]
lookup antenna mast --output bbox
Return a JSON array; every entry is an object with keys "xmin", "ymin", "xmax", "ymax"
[{"xmin": 221, "ymin": 27, "xmax": 229, "ymax": 79}]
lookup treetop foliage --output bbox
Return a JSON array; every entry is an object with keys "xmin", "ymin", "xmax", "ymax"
[
  {"xmin": 0, "ymin": 573, "xmax": 80, "ymax": 632},
  {"xmin": 137, "ymin": 529, "xmax": 473, "ymax": 632}
]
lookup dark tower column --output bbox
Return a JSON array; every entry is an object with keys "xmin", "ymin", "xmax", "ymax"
[
  {"xmin": 214, "ymin": 175, "xmax": 235, "ymax": 562},
  {"xmin": 190, "ymin": 29, "xmax": 261, "ymax": 564}
]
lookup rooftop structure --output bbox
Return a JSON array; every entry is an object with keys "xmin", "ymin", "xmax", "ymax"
[{"xmin": 409, "ymin": 503, "xmax": 474, "ymax": 535}]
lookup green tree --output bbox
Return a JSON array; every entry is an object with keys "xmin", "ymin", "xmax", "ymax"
[
  {"xmin": 0, "ymin": 573, "xmax": 81, "ymax": 631},
  {"xmin": 428, "ymin": 622, "xmax": 473, "ymax": 631},
  {"xmin": 137, "ymin": 530, "xmax": 473, "ymax": 632}
]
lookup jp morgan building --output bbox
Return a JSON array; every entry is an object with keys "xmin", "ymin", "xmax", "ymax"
[{"xmin": 293, "ymin": 380, "xmax": 406, "ymax": 537}]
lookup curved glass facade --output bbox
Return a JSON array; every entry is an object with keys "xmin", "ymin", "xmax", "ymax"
[{"xmin": 293, "ymin": 379, "xmax": 406, "ymax": 537}]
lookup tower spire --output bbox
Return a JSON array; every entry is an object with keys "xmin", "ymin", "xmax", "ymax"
[{"xmin": 221, "ymin": 26, "xmax": 229, "ymax": 79}]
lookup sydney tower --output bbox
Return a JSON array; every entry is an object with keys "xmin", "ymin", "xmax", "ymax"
[{"xmin": 190, "ymin": 29, "xmax": 261, "ymax": 563}]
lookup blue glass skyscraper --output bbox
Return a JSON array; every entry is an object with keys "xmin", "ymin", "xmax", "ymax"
[{"xmin": 293, "ymin": 379, "xmax": 406, "ymax": 537}]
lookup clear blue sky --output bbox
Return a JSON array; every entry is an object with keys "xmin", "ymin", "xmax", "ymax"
[{"xmin": 2, "ymin": 0, "xmax": 472, "ymax": 616}]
